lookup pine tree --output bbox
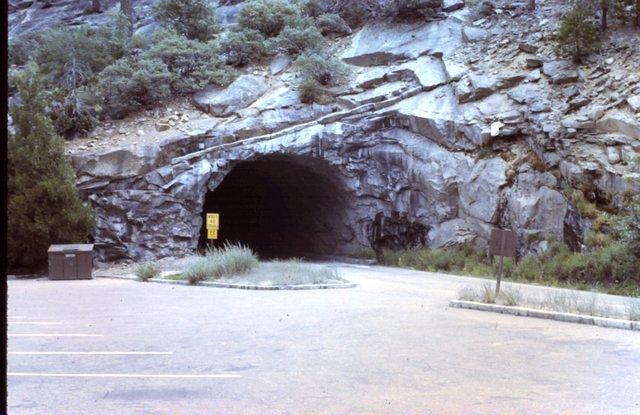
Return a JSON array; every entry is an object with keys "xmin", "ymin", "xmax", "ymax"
[
  {"xmin": 555, "ymin": 7, "xmax": 601, "ymax": 63},
  {"xmin": 8, "ymin": 64, "xmax": 95, "ymax": 269}
]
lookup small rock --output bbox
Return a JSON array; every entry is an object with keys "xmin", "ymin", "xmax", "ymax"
[
  {"xmin": 526, "ymin": 69, "xmax": 541, "ymax": 82},
  {"xmin": 526, "ymin": 57, "xmax": 544, "ymax": 69},
  {"xmin": 118, "ymin": 128, "xmax": 127, "ymax": 135},
  {"xmin": 490, "ymin": 121, "xmax": 504, "ymax": 137},
  {"xmin": 137, "ymin": 129, "xmax": 145, "ymax": 136},
  {"xmin": 606, "ymin": 146, "xmax": 621, "ymax": 164},
  {"xmin": 542, "ymin": 60, "xmax": 579, "ymax": 84},
  {"xmin": 181, "ymin": 114, "xmax": 190, "ymax": 123},
  {"xmin": 605, "ymin": 57, "xmax": 614, "ymax": 65},
  {"xmin": 518, "ymin": 42, "xmax": 538, "ymax": 54},
  {"xmin": 628, "ymin": 95, "xmax": 640, "ymax": 112},
  {"xmin": 155, "ymin": 123, "xmax": 171, "ymax": 132},
  {"xmin": 442, "ymin": 0, "xmax": 465, "ymax": 12}
]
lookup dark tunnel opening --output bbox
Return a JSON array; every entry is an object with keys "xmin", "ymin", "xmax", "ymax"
[{"xmin": 198, "ymin": 154, "xmax": 349, "ymax": 259}]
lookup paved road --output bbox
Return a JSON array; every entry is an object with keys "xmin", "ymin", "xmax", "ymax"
[{"xmin": 8, "ymin": 264, "xmax": 640, "ymax": 414}]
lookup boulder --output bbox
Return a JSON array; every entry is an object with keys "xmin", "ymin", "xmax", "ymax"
[
  {"xmin": 394, "ymin": 56, "xmax": 450, "ymax": 91},
  {"xmin": 542, "ymin": 60, "xmax": 579, "ymax": 84},
  {"xmin": 456, "ymin": 73, "xmax": 498, "ymax": 103},
  {"xmin": 428, "ymin": 218, "xmax": 476, "ymax": 248},
  {"xmin": 506, "ymin": 171, "xmax": 568, "ymax": 243},
  {"xmin": 193, "ymin": 75, "xmax": 268, "ymax": 117},
  {"xmin": 596, "ymin": 110, "xmax": 640, "ymax": 139},
  {"xmin": 269, "ymin": 55, "xmax": 292, "ymax": 75},
  {"xmin": 461, "ymin": 26, "xmax": 488, "ymax": 43},
  {"xmin": 342, "ymin": 20, "xmax": 463, "ymax": 66},
  {"xmin": 459, "ymin": 157, "xmax": 507, "ymax": 223}
]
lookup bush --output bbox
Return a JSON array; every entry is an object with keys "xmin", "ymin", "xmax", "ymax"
[
  {"xmin": 8, "ymin": 31, "xmax": 44, "ymax": 66},
  {"xmin": 8, "ymin": 64, "xmax": 95, "ymax": 269},
  {"xmin": 153, "ymin": 0, "xmax": 221, "ymax": 41},
  {"xmin": 33, "ymin": 14, "xmax": 130, "ymax": 85},
  {"xmin": 273, "ymin": 25, "xmax": 325, "ymax": 56},
  {"xmin": 142, "ymin": 31, "xmax": 234, "ymax": 93},
  {"xmin": 315, "ymin": 13, "xmax": 352, "ymax": 36},
  {"xmin": 94, "ymin": 57, "xmax": 173, "ymax": 118},
  {"xmin": 324, "ymin": 0, "xmax": 382, "ymax": 28},
  {"xmin": 135, "ymin": 263, "xmax": 161, "ymax": 281},
  {"xmin": 555, "ymin": 7, "xmax": 601, "ymax": 63},
  {"xmin": 183, "ymin": 243, "xmax": 259, "ymax": 284},
  {"xmin": 218, "ymin": 28, "xmax": 269, "ymax": 67},
  {"xmin": 296, "ymin": 51, "xmax": 349, "ymax": 86},
  {"xmin": 298, "ymin": 79, "xmax": 322, "ymax": 103},
  {"xmin": 383, "ymin": 0, "xmax": 443, "ymax": 20},
  {"xmin": 237, "ymin": 0, "xmax": 301, "ymax": 37}
]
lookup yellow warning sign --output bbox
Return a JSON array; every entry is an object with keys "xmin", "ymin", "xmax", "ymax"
[
  {"xmin": 206, "ymin": 213, "xmax": 219, "ymax": 229},
  {"xmin": 207, "ymin": 228, "xmax": 218, "ymax": 240}
]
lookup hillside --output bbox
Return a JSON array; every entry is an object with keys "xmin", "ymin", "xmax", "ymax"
[{"xmin": 7, "ymin": 0, "xmax": 640, "ymax": 270}]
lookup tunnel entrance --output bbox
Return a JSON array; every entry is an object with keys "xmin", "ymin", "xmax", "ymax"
[{"xmin": 198, "ymin": 154, "xmax": 350, "ymax": 259}]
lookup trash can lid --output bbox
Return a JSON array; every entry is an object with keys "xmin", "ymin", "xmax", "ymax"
[{"xmin": 48, "ymin": 244, "xmax": 94, "ymax": 253}]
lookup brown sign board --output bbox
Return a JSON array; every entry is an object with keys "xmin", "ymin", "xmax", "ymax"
[{"xmin": 489, "ymin": 229, "xmax": 517, "ymax": 258}]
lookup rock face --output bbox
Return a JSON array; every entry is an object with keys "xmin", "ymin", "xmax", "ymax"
[
  {"xmin": 193, "ymin": 75, "xmax": 268, "ymax": 117},
  {"xmin": 31, "ymin": 2, "xmax": 638, "ymax": 262}
]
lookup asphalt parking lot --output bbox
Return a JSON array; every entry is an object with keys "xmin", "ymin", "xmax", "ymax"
[{"xmin": 8, "ymin": 263, "xmax": 640, "ymax": 414}]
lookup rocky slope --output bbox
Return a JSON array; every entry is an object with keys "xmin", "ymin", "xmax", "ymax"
[{"xmin": 10, "ymin": 0, "xmax": 640, "ymax": 262}]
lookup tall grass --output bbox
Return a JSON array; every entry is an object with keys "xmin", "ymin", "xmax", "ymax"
[
  {"xmin": 184, "ymin": 243, "xmax": 259, "ymax": 285},
  {"xmin": 381, "ymin": 241, "xmax": 640, "ymax": 297},
  {"xmin": 135, "ymin": 263, "xmax": 161, "ymax": 281}
]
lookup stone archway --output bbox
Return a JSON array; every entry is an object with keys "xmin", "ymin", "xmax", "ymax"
[{"xmin": 198, "ymin": 153, "xmax": 351, "ymax": 259}]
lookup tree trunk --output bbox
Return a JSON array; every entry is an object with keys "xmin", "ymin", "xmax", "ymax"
[
  {"xmin": 120, "ymin": 0, "xmax": 134, "ymax": 35},
  {"xmin": 601, "ymin": 1, "xmax": 608, "ymax": 31},
  {"xmin": 528, "ymin": 0, "xmax": 535, "ymax": 12}
]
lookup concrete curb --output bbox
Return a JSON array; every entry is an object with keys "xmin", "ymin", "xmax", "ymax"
[
  {"xmin": 449, "ymin": 300, "xmax": 640, "ymax": 331},
  {"xmin": 95, "ymin": 274, "xmax": 357, "ymax": 290}
]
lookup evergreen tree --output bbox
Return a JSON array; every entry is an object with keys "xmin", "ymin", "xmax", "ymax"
[
  {"xmin": 555, "ymin": 7, "xmax": 601, "ymax": 63},
  {"xmin": 153, "ymin": 0, "xmax": 221, "ymax": 41},
  {"xmin": 8, "ymin": 64, "xmax": 95, "ymax": 269}
]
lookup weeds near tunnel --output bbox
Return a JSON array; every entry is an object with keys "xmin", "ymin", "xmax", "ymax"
[
  {"xmin": 380, "ymin": 242, "xmax": 640, "ymax": 298},
  {"xmin": 184, "ymin": 243, "xmax": 259, "ymax": 285},
  {"xmin": 135, "ymin": 263, "xmax": 161, "ymax": 281}
]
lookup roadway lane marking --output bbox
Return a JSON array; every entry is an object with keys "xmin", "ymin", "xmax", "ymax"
[
  {"xmin": 9, "ymin": 322, "xmax": 63, "ymax": 325},
  {"xmin": 8, "ymin": 372, "xmax": 242, "ymax": 379},
  {"xmin": 9, "ymin": 351, "xmax": 173, "ymax": 355},
  {"xmin": 8, "ymin": 334, "xmax": 104, "ymax": 337}
]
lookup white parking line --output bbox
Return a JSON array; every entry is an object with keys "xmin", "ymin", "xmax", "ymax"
[
  {"xmin": 8, "ymin": 372, "xmax": 242, "ymax": 379},
  {"xmin": 9, "ymin": 351, "xmax": 173, "ymax": 355},
  {"xmin": 9, "ymin": 322, "xmax": 63, "ymax": 325},
  {"xmin": 9, "ymin": 334, "xmax": 104, "ymax": 337}
]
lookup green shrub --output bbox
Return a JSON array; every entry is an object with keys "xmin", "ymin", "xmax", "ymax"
[
  {"xmin": 383, "ymin": 0, "xmax": 443, "ymax": 20},
  {"xmin": 153, "ymin": 0, "xmax": 221, "ymax": 41},
  {"xmin": 218, "ymin": 28, "xmax": 269, "ymax": 67},
  {"xmin": 555, "ymin": 6, "xmax": 601, "ymax": 63},
  {"xmin": 565, "ymin": 188, "xmax": 599, "ymax": 219},
  {"xmin": 183, "ymin": 243, "xmax": 259, "ymax": 284},
  {"xmin": 298, "ymin": 79, "xmax": 322, "ymax": 103},
  {"xmin": 94, "ymin": 57, "xmax": 173, "ymax": 118},
  {"xmin": 8, "ymin": 64, "xmax": 95, "ymax": 269},
  {"xmin": 8, "ymin": 31, "xmax": 44, "ymax": 66},
  {"xmin": 135, "ymin": 263, "xmax": 161, "ymax": 281},
  {"xmin": 33, "ymin": 15, "xmax": 130, "ymax": 85},
  {"xmin": 296, "ymin": 51, "xmax": 349, "ymax": 86},
  {"xmin": 237, "ymin": 0, "xmax": 301, "ymax": 37},
  {"xmin": 315, "ymin": 13, "xmax": 352, "ymax": 36},
  {"xmin": 511, "ymin": 255, "xmax": 542, "ymax": 281},
  {"xmin": 273, "ymin": 25, "xmax": 325, "ymax": 56},
  {"xmin": 142, "ymin": 31, "xmax": 234, "ymax": 93},
  {"xmin": 326, "ymin": 0, "xmax": 381, "ymax": 28}
]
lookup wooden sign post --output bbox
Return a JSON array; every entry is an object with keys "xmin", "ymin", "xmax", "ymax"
[
  {"xmin": 206, "ymin": 213, "xmax": 220, "ymax": 240},
  {"xmin": 489, "ymin": 228, "xmax": 517, "ymax": 297}
]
